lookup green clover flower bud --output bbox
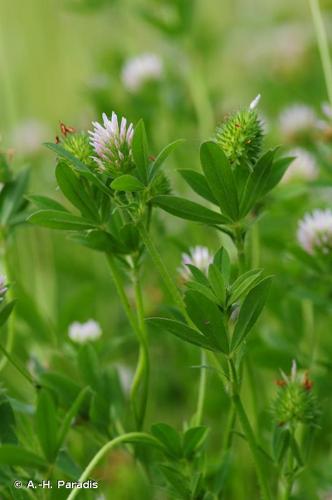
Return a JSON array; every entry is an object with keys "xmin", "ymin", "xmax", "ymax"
[
  {"xmin": 272, "ymin": 361, "xmax": 319, "ymax": 428},
  {"xmin": 215, "ymin": 95, "xmax": 264, "ymax": 167},
  {"xmin": 62, "ymin": 131, "xmax": 95, "ymax": 168}
]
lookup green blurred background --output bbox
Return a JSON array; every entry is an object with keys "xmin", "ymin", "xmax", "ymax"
[{"xmin": 1, "ymin": 0, "xmax": 332, "ymax": 498}]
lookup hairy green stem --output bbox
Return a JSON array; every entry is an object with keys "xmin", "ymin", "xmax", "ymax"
[
  {"xmin": 66, "ymin": 432, "xmax": 160, "ymax": 500},
  {"xmin": 194, "ymin": 350, "xmax": 207, "ymax": 426},
  {"xmin": 106, "ymin": 254, "xmax": 148, "ymax": 429},
  {"xmin": 309, "ymin": 0, "xmax": 332, "ymax": 110}
]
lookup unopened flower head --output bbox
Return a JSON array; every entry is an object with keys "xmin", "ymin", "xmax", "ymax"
[
  {"xmin": 68, "ymin": 320, "xmax": 102, "ymax": 344},
  {"xmin": 122, "ymin": 53, "xmax": 163, "ymax": 93},
  {"xmin": 216, "ymin": 95, "xmax": 264, "ymax": 166},
  {"xmin": 0, "ymin": 275, "xmax": 8, "ymax": 300},
  {"xmin": 179, "ymin": 246, "xmax": 213, "ymax": 282},
  {"xmin": 282, "ymin": 148, "xmax": 318, "ymax": 183},
  {"xmin": 279, "ymin": 104, "xmax": 317, "ymax": 141},
  {"xmin": 272, "ymin": 361, "xmax": 319, "ymax": 428},
  {"xmin": 89, "ymin": 112, "xmax": 134, "ymax": 175},
  {"xmin": 63, "ymin": 131, "xmax": 95, "ymax": 169},
  {"xmin": 297, "ymin": 209, "xmax": 332, "ymax": 255}
]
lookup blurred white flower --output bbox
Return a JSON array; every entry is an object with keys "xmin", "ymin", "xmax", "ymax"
[
  {"xmin": 297, "ymin": 209, "xmax": 332, "ymax": 255},
  {"xmin": 10, "ymin": 119, "xmax": 50, "ymax": 155},
  {"xmin": 121, "ymin": 53, "xmax": 163, "ymax": 93},
  {"xmin": 68, "ymin": 320, "xmax": 102, "ymax": 344},
  {"xmin": 0, "ymin": 275, "xmax": 7, "ymax": 299},
  {"xmin": 89, "ymin": 112, "xmax": 134, "ymax": 173},
  {"xmin": 279, "ymin": 104, "xmax": 317, "ymax": 140},
  {"xmin": 282, "ymin": 148, "xmax": 318, "ymax": 183},
  {"xmin": 246, "ymin": 24, "xmax": 310, "ymax": 75},
  {"xmin": 178, "ymin": 246, "xmax": 213, "ymax": 281}
]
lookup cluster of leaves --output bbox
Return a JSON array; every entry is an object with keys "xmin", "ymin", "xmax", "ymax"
[
  {"xmin": 152, "ymin": 141, "xmax": 294, "ymax": 236},
  {"xmin": 148, "ymin": 247, "xmax": 271, "ymax": 355},
  {"xmin": 28, "ymin": 123, "xmax": 182, "ymax": 260}
]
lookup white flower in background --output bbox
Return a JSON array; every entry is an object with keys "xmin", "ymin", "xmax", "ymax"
[
  {"xmin": 297, "ymin": 209, "xmax": 332, "ymax": 255},
  {"xmin": 0, "ymin": 275, "xmax": 7, "ymax": 299},
  {"xmin": 68, "ymin": 320, "xmax": 102, "ymax": 344},
  {"xmin": 282, "ymin": 148, "xmax": 318, "ymax": 183},
  {"xmin": 121, "ymin": 53, "xmax": 163, "ymax": 93},
  {"xmin": 178, "ymin": 246, "xmax": 213, "ymax": 281},
  {"xmin": 89, "ymin": 112, "xmax": 134, "ymax": 174},
  {"xmin": 279, "ymin": 104, "xmax": 317, "ymax": 140},
  {"xmin": 10, "ymin": 119, "xmax": 49, "ymax": 155}
]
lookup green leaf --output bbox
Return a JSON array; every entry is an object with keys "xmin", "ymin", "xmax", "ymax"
[
  {"xmin": 185, "ymin": 290, "xmax": 229, "ymax": 353},
  {"xmin": 186, "ymin": 264, "xmax": 210, "ymax": 287},
  {"xmin": 0, "ymin": 394, "xmax": 16, "ymax": 444},
  {"xmin": 200, "ymin": 141, "xmax": 239, "ymax": 220},
  {"xmin": 0, "ymin": 168, "xmax": 29, "ymax": 225},
  {"xmin": 228, "ymin": 269, "xmax": 264, "ymax": 305},
  {"xmin": 213, "ymin": 247, "xmax": 231, "ymax": 286},
  {"xmin": 56, "ymin": 162, "xmax": 98, "ymax": 220},
  {"xmin": 27, "ymin": 195, "xmax": 69, "ymax": 212},
  {"xmin": 239, "ymin": 149, "xmax": 277, "ymax": 217},
  {"xmin": 57, "ymin": 387, "xmax": 89, "ymax": 452},
  {"xmin": 151, "ymin": 195, "xmax": 228, "ymax": 225},
  {"xmin": 186, "ymin": 281, "xmax": 219, "ymax": 304},
  {"xmin": 132, "ymin": 120, "xmax": 149, "ymax": 183},
  {"xmin": 0, "ymin": 445, "xmax": 46, "ymax": 469},
  {"xmin": 28, "ymin": 210, "xmax": 96, "ymax": 230},
  {"xmin": 183, "ymin": 426, "xmax": 209, "ymax": 458},
  {"xmin": 151, "ymin": 423, "xmax": 182, "ymax": 458},
  {"xmin": 0, "ymin": 300, "xmax": 16, "ymax": 327},
  {"xmin": 158, "ymin": 464, "xmax": 191, "ymax": 498},
  {"xmin": 208, "ymin": 264, "xmax": 226, "ymax": 304},
  {"xmin": 149, "ymin": 139, "xmax": 184, "ymax": 181},
  {"xmin": 38, "ymin": 372, "xmax": 81, "ymax": 408},
  {"xmin": 69, "ymin": 230, "xmax": 122, "ymax": 253},
  {"xmin": 263, "ymin": 156, "xmax": 295, "ymax": 194},
  {"xmin": 36, "ymin": 390, "xmax": 58, "ymax": 462},
  {"xmin": 146, "ymin": 317, "xmax": 218, "ymax": 351},
  {"xmin": 179, "ymin": 169, "xmax": 218, "ymax": 205},
  {"xmin": 231, "ymin": 277, "xmax": 272, "ymax": 351},
  {"xmin": 111, "ymin": 174, "xmax": 144, "ymax": 192},
  {"xmin": 45, "ymin": 142, "xmax": 110, "ymax": 195}
]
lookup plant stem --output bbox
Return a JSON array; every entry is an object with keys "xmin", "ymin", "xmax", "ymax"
[
  {"xmin": 106, "ymin": 254, "xmax": 148, "ymax": 429},
  {"xmin": 66, "ymin": 432, "xmax": 160, "ymax": 500},
  {"xmin": 131, "ymin": 263, "xmax": 149, "ymax": 430},
  {"xmin": 194, "ymin": 349, "xmax": 207, "ymax": 426},
  {"xmin": 229, "ymin": 359, "xmax": 271, "ymax": 500},
  {"xmin": 137, "ymin": 221, "xmax": 189, "ymax": 322},
  {"xmin": 309, "ymin": 0, "xmax": 332, "ymax": 109},
  {"xmin": 234, "ymin": 227, "xmax": 246, "ymax": 274}
]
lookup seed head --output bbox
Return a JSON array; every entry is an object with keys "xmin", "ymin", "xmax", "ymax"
[
  {"xmin": 215, "ymin": 95, "xmax": 264, "ymax": 167},
  {"xmin": 272, "ymin": 361, "xmax": 319, "ymax": 428}
]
